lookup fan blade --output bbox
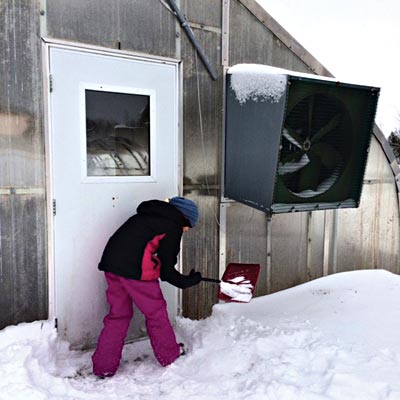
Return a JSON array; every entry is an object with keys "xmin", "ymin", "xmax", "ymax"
[
  {"xmin": 278, "ymin": 152, "xmax": 309, "ymax": 175},
  {"xmin": 311, "ymin": 114, "xmax": 341, "ymax": 144},
  {"xmin": 282, "ymin": 127, "xmax": 302, "ymax": 149},
  {"xmin": 296, "ymin": 151, "xmax": 321, "ymax": 192}
]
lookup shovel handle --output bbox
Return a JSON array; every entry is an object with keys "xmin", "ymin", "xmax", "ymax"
[{"xmin": 201, "ymin": 277, "xmax": 221, "ymax": 284}]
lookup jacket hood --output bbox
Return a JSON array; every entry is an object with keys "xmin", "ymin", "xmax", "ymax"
[{"xmin": 137, "ymin": 200, "xmax": 190, "ymax": 227}]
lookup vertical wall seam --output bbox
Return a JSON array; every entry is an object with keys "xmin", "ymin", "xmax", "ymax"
[
  {"xmin": 306, "ymin": 211, "xmax": 312, "ymax": 280},
  {"xmin": 322, "ymin": 210, "xmax": 332, "ymax": 276},
  {"xmin": 219, "ymin": 0, "xmax": 230, "ymax": 279},
  {"xmin": 39, "ymin": 0, "xmax": 47, "ymax": 38},
  {"xmin": 266, "ymin": 215, "xmax": 272, "ymax": 293},
  {"xmin": 221, "ymin": 0, "xmax": 230, "ymax": 66}
]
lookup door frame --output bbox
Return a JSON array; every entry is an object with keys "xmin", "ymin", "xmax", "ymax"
[{"xmin": 41, "ymin": 38, "xmax": 183, "ymax": 324}]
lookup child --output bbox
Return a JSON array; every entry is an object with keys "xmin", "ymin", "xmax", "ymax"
[{"xmin": 92, "ymin": 197, "xmax": 202, "ymax": 377}]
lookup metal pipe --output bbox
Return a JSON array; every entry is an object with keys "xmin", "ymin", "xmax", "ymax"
[{"xmin": 166, "ymin": 0, "xmax": 218, "ymax": 80}]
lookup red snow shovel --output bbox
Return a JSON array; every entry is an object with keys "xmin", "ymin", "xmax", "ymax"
[{"xmin": 201, "ymin": 263, "xmax": 261, "ymax": 303}]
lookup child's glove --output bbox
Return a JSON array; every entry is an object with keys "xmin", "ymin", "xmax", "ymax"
[{"xmin": 186, "ymin": 269, "xmax": 202, "ymax": 287}]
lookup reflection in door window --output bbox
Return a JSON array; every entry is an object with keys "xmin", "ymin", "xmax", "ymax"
[{"xmin": 85, "ymin": 90, "xmax": 150, "ymax": 176}]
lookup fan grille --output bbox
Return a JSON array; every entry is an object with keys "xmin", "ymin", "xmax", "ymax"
[
  {"xmin": 278, "ymin": 92, "xmax": 351, "ymax": 198},
  {"xmin": 272, "ymin": 77, "xmax": 378, "ymax": 211}
]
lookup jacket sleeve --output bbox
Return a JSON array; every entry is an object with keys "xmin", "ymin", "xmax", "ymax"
[{"xmin": 157, "ymin": 228, "xmax": 197, "ymax": 289}]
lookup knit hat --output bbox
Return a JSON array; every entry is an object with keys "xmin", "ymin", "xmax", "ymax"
[{"xmin": 169, "ymin": 197, "xmax": 199, "ymax": 227}]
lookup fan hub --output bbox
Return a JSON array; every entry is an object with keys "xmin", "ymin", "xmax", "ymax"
[{"xmin": 302, "ymin": 139, "xmax": 311, "ymax": 152}]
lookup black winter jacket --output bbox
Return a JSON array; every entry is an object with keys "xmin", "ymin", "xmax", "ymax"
[{"xmin": 98, "ymin": 200, "xmax": 197, "ymax": 289}]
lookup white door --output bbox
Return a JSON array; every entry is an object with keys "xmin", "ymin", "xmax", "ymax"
[{"xmin": 48, "ymin": 45, "xmax": 179, "ymax": 349}]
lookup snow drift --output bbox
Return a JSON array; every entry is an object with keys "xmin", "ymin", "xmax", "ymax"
[{"xmin": 1, "ymin": 269, "xmax": 400, "ymax": 400}]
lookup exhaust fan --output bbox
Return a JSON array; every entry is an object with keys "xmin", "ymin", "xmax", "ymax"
[{"xmin": 224, "ymin": 64, "xmax": 380, "ymax": 214}]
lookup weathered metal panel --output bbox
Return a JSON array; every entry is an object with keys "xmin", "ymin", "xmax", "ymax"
[
  {"xmin": 119, "ymin": 0, "xmax": 176, "ymax": 57},
  {"xmin": 0, "ymin": 194, "xmax": 47, "ymax": 329},
  {"xmin": 0, "ymin": 0, "xmax": 48, "ymax": 328},
  {"xmin": 224, "ymin": 198, "xmax": 325, "ymax": 297},
  {"xmin": 181, "ymin": 192, "xmax": 220, "ymax": 319},
  {"xmin": 183, "ymin": 0, "xmax": 222, "ymax": 29},
  {"xmin": 307, "ymin": 210, "xmax": 325, "ymax": 280},
  {"xmin": 334, "ymin": 137, "xmax": 400, "ymax": 274},
  {"xmin": 236, "ymin": 0, "xmax": 333, "ymax": 77},
  {"xmin": 46, "ymin": 0, "xmax": 120, "ymax": 48},
  {"xmin": 180, "ymin": 17, "xmax": 223, "ymax": 318},
  {"xmin": 0, "ymin": 3, "xmax": 44, "ymax": 188},
  {"xmin": 46, "ymin": 0, "xmax": 176, "ymax": 58},
  {"xmin": 181, "ymin": 27, "xmax": 222, "ymax": 186},
  {"xmin": 270, "ymin": 212, "xmax": 309, "ymax": 292},
  {"xmin": 229, "ymin": 0, "xmax": 313, "ymax": 73}
]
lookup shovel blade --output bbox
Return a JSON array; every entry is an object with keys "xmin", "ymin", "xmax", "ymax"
[{"xmin": 217, "ymin": 263, "xmax": 261, "ymax": 303}]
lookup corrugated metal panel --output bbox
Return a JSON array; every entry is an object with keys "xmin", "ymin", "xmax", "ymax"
[
  {"xmin": 0, "ymin": 0, "xmax": 47, "ymax": 329},
  {"xmin": 229, "ymin": 0, "xmax": 314, "ymax": 73},
  {"xmin": 236, "ymin": 0, "xmax": 334, "ymax": 77},
  {"xmin": 46, "ymin": 0, "xmax": 177, "ymax": 58},
  {"xmin": 334, "ymin": 137, "xmax": 400, "ymax": 274},
  {"xmin": 181, "ymin": 193, "xmax": 220, "ymax": 319},
  {"xmin": 180, "ymin": 8, "xmax": 222, "ymax": 317},
  {"xmin": 0, "ymin": 195, "xmax": 47, "ymax": 328},
  {"xmin": 119, "ymin": 0, "xmax": 176, "ymax": 57},
  {"xmin": 270, "ymin": 213, "xmax": 309, "ymax": 292},
  {"xmin": 181, "ymin": 28, "xmax": 222, "ymax": 185},
  {"xmin": 184, "ymin": 0, "xmax": 222, "ymax": 29},
  {"xmin": 224, "ymin": 205, "xmax": 324, "ymax": 297},
  {"xmin": 273, "ymin": 210, "xmax": 327, "ymax": 291}
]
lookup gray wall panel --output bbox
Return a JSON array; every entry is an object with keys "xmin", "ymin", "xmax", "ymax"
[
  {"xmin": 119, "ymin": 0, "xmax": 176, "ymax": 57},
  {"xmin": 181, "ymin": 192, "xmax": 220, "ymax": 319},
  {"xmin": 270, "ymin": 212, "xmax": 309, "ymax": 292},
  {"xmin": 308, "ymin": 211, "xmax": 325, "ymax": 280},
  {"xmin": 180, "ymin": 18, "xmax": 222, "ymax": 318},
  {"xmin": 0, "ymin": 0, "xmax": 45, "ymax": 188},
  {"xmin": 47, "ymin": 0, "xmax": 177, "ymax": 58},
  {"xmin": 183, "ymin": 0, "xmax": 222, "ymax": 29},
  {"xmin": 0, "ymin": 194, "xmax": 47, "ymax": 329},
  {"xmin": 334, "ymin": 137, "xmax": 400, "ymax": 274},
  {"xmin": 229, "ymin": 0, "xmax": 313, "ymax": 73},
  {"xmin": 182, "ymin": 28, "xmax": 222, "ymax": 187},
  {"xmin": 0, "ymin": 0, "xmax": 47, "ymax": 328},
  {"xmin": 46, "ymin": 0, "xmax": 120, "ymax": 48}
]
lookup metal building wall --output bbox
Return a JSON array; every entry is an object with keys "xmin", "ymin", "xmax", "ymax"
[
  {"xmin": 179, "ymin": 0, "xmax": 223, "ymax": 319},
  {"xmin": 46, "ymin": 0, "xmax": 177, "ymax": 57},
  {"xmin": 1, "ymin": 0, "xmax": 399, "ymax": 329},
  {"xmin": 333, "ymin": 135, "xmax": 400, "ymax": 274},
  {"xmin": 0, "ymin": 1, "xmax": 47, "ymax": 328}
]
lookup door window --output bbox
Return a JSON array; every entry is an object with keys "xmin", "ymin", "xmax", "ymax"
[{"xmin": 85, "ymin": 89, "xmax": 150, "ymax": 177}]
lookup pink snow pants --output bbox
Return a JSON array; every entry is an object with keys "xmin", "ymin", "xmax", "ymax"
[{"xmin": 92, "ymin": 272, "xmax": 180, "ymax": 377}]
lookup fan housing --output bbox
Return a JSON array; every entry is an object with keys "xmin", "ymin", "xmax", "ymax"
[{"xmin": 224, "ymin": 69, "xmax": 380, "ymax": 214}]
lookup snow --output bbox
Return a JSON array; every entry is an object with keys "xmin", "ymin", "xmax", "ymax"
[
  {"xmin": 1, "ymin": 269, "xmax": 400, "ymax": 399},
  {"xmin": 228, "ymin": 64, "xmax": 288, "ymax": 104},
  {"xmin": 219, "ymin": 276, "xmax": 253, "ymax": 303},
  {"xmin": 228, "ymin": 64, "xmax": 378, "ymax": 106}
]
